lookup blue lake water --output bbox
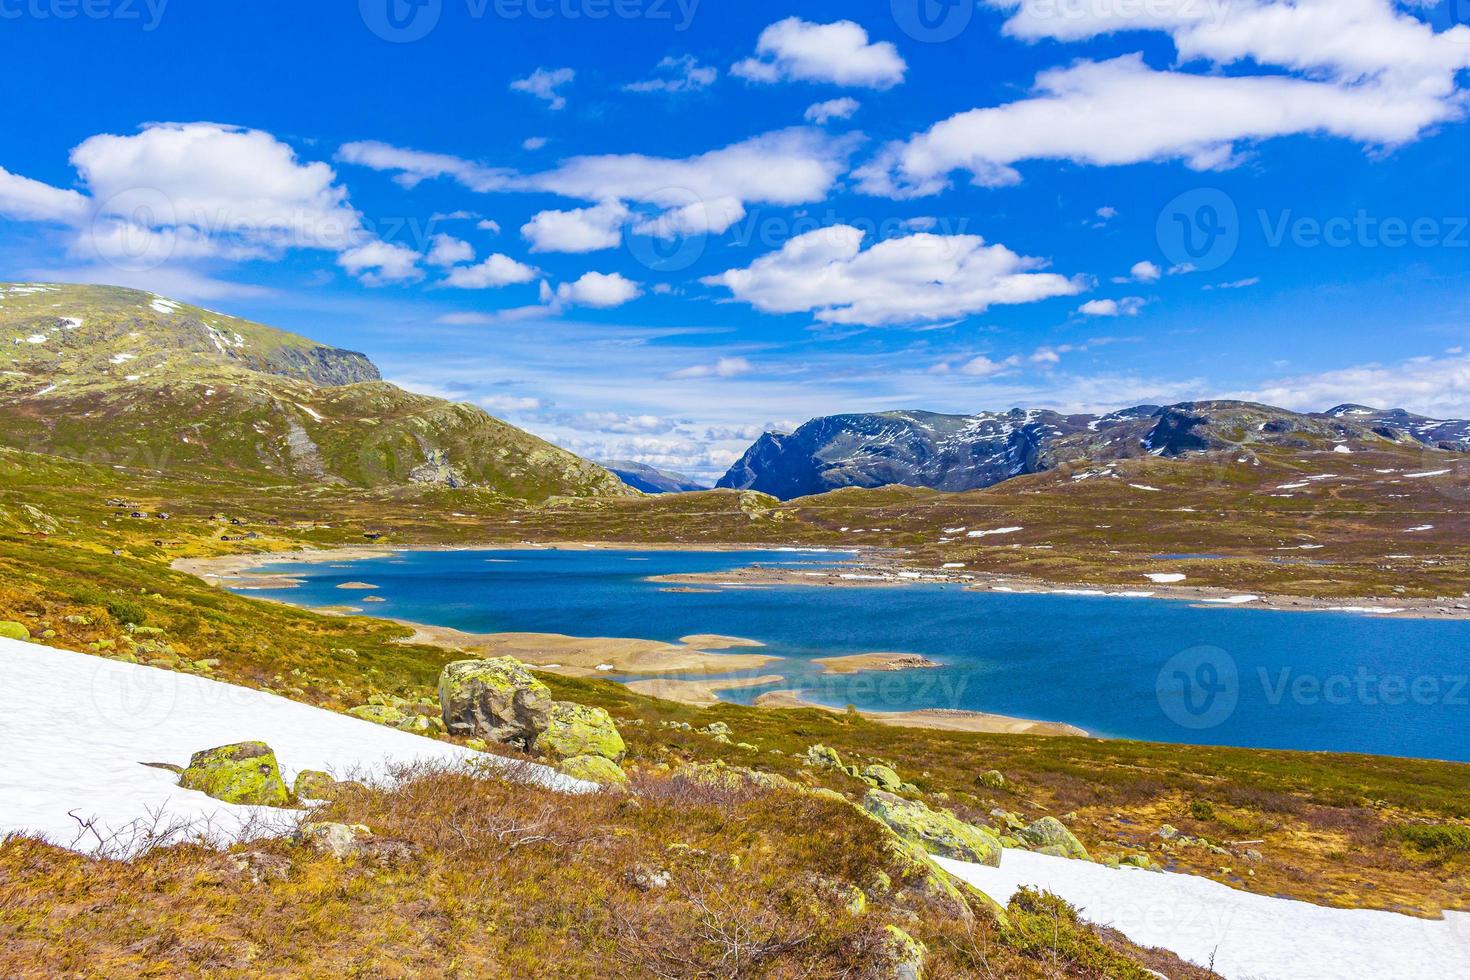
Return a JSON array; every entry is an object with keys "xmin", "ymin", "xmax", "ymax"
[{"xmin": 239, "ymin": 548, "xmax": 1470, "ymax": 763}]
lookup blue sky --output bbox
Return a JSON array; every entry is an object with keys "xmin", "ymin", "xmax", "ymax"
[{"xmin": 2, "ymin": 0, "xmax": 1469, "ymax": 479}]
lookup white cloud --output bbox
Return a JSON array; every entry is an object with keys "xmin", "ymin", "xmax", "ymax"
[
  {"xmin": 669, "ymin": 356, "xmax": 753, "ymax": 380},
  {"xmin": 522, "ymin": 137, "xmax": 549, "ymax": 151},
  {"xmin": 1235, "ymin": 352, "xmax": 1470, "ymax": 417},
  {"xmin": 480, "ymin": 394, "xmax": 545, "ymax": 413},
  {"xmin": 339, "ymin": 129, "xmax": 854, "ymax": 238},
  {"xmin": 857, "ymin": 43, "xmax": 1469, "ymax": 196},
  {"xmin": 0, "ymin": 165, "xmax": 88, "ymax": 223},
  {"xmin": 554, "ymin": 271, "xmax": 642, "ymax": 308},
  {"xmin": 934, "ymin": 354, "xmax": 1022, "ymax": 378},
  {"xmin": 1096, "ymin": 206, "xmax": 1118, "ymax": 220},
  {"xmin": 629, "ymin": 196, "xmax": 746, "ymax": 238},
  {"xmin": 511, "ymin": 67, "xmax": 575, "ymax": 110},
  {"xmin": 804, "ymin": 97, "xmax": 861, "ymax": 124},
  {"xmin": 425, "ymin": 233, "xmax": 474, "ymax": 267},
  {"xmin": 625, "ymin": 55, "xmax": 718, "ymax": 94},
  {"xmin": 521, "ymin": 201, "xmax": 629, "ymax": 253},
  {"xmin": 442, "ymin": 253, "xmax": 539, "ymax": 289},
  {"xmin": 1205, "ymin": 276, "xmax": 1262, "ymax": 290},
  {"xmin": 733, "ymin": 18, "xmax": 906, "ymax": 89},
  {"xmin": 477, "ymin": 218, "xmax": 502, "ymax": 234},
  {"xmin": 703, "ymin": 225, "xmax": 1084, "ymax": 327},
  {"xmin": 1078, "ymin": 296, "xmax": 1146, "ymax": 317},
  {"xmin": 337, "ymin": 241, "xmax": 423, "ymax": 285},
  {"xmin": 565, "ymin": 411, "xmax": 675, "ymax": 434},
  {"xmin": 1129, "ymin": 260, "xmax": 1162, "ymax": 282}
]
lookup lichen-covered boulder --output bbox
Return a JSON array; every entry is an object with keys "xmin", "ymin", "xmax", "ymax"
[
  {"xmin": 296, "ymin": 822, "xmax": 372, "ymax": 859},
  {"xmin": 533, "ymin": 701, "xmax": 626, "ymax": 761},
  {"xmin": 977, "ymin": 770, "xmax": 1006, "ymax": 790},
  {"xmin": 802, "ymin": 744, "xmax": 843, "ymax": 769},
  {"xmin": 438, "ymin": 658, "xmax": 553, "ymax": 748},
  {"xmin": 294, "ymin": 770, "xmax": 359, "ymax": 801},
  {"xmin": 862, "ymin": 790, "xmax": 1002, "ymax": 867},
  {"xmin": 881, "ymin": 925, "xmax": 928, "ymax": 980},
  {"xmin": 558, "ymin": 754, "xmax": 629, "ymax": 788},
  {"xmin": 1021, "ymin": 816, "xmax": 1090, "ymax": 861},
  {"xmin": 348, "ymin": 704, "xmax": 409, "ymax": 727},
  {"xmin": 179, "ymin": 742, "xmax": 289, "ymax": 807},
  {"xmin": 0, "ymin": 621, "xmax": 30, "ymax": 641},
  {"xmin": 859, "ymin": 764, "xmax": 902, "ymax": 792}
]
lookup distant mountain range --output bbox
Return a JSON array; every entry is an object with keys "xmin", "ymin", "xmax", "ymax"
[
  {"xmin": 0, "ymin": 283, "xmax": 631, "ymax": 501},
  {"xmin": 599, "ymin": 460, "xmax": 709, "ymax": 494},
  {"xmin": 716, "ymin": 402, "xmax": 1470, "ymax": 500}
]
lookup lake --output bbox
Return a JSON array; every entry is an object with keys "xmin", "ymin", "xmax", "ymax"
[{"xmin": 237, "ymin": 547, "xmax": 1470, "ymax": 762}]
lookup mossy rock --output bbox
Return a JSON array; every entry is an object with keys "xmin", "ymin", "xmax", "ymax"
[
  {"xmin": 862, "ymin": 790, "xmax": 1002, "ymax": 867},
  {"xmin": 0, "ymin": 621, "xmax": 30, "ymax": 641},
  {"xmin": 179, "ymin": 742, "xmax": 289, "ymax": 807},
  {"xmin": 294, "ymin": 770, "xmax": 358, "ymax": 801},
  {"xmin": 881, "ymin": 925, "xmax": 928, "ymax": 980},
  {"xmin": 533, "ymin": 701, "xmax": 626, "ymax": 761},
  {"xmin": 438, "ymin": 657, "xmax": 553, "ymax": 748},
  {"xmin": 348, "ymin": 704, "xmax": 409, "ymax": 727},
  {"xmin": 558, "ymin": 754, "xmax": 629, "ymax": 788},
  {"xmin": 977, "ymin": 770, "xmax": 1006, "ymax": 790},
  {"xmin": 1020, "ymin": 816, "xmax": 1090, "ymax": 861},
  {"xmin": 802, "ymin": 744, "xmax": 843, "ymax": 769},
  {"xmin": 859, "ymin": 764, "xmax": 903, "ymax": 792}
]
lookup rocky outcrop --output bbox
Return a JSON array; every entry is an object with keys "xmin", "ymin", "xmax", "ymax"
[
  {"xmin": 862, "ymin": 790, "xmax": 1002, "ymax": 867},
  {"xmin": 880, "ymin": 925, "xmax": 928, "ymax": 980},
  {"xmin": 179, "ymin": 742, "xmax": 289, "ymax": 807},
  {"xmin": 438, "ymin": 658, "xmax": 553, "ymax": 748}
]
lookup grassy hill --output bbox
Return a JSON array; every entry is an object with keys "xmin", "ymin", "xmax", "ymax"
[{"xmin": 0, "ymin": 283, "xmax": 631, "ymax": 500}]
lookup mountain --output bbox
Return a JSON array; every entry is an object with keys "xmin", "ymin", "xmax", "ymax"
[
  {"xmin": 717, "ymin": 401, "xmax": 1469, "ymax": 500},
  {"xmin": 598, "ymin": 459, "xmax": 710, "ymax": 494},
  {"xmin": 0, "ymin": 283, "xmax": 631, "ymax": 501}
]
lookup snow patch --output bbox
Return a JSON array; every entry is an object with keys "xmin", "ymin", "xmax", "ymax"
[
  {"xmin": 1146, "ymin": 573, "xmax": 1187, "ymax": 584},
  {"xmin": 0, "ymin": 639, "xmax": 590, "ymax": 854},
  {"xmin": 966, "ymin": 527, "xmax": 1023, "ymax": 538},
  {"xmin": 938, "ymin": 850, "xmax": 1470, "ymax": 980}
]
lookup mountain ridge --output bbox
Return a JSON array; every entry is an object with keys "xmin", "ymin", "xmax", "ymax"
[
  {"xmin": 0, "ymin": 283, "xmax": 631, "ymax": 501},
  {"xmin": 717, "ymin": 400, "xmax": 1469, "ymax": 500}
]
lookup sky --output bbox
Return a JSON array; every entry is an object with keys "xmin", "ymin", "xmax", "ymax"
[{"xmin": 2, "ymin": 0, "xmax": 1469, "ymax": 481}]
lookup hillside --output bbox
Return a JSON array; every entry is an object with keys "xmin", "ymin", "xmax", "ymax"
[
  {"xmin": 0, "ymin": 284, "xmax": 630, "ymax": 501},
  {"xmin": 718, "ymin": 402, "xmax": 1470, "ymax": 500}
]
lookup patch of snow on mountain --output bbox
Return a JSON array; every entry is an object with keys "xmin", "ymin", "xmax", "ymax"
[
  {"xmin": 0, "ymin": 639, "xmax": 589, "ymax": 855},
  {"xmin": 937, "ymin": 851, "xmax": 1470, "ymax": 980}
]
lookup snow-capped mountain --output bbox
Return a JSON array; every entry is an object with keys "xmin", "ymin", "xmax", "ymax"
[{"xmin": 717, "ymin": 401, "xmax": 1470, "ymax": 500}]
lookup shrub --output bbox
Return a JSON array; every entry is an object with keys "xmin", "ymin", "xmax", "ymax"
[
  {"xmin": 1388, "ymin": 824, "xmax": 1470, "ymax": 855},
  {"xmin": 105, "ymin": 598, "xmax": 148, "ymax": 626},
  {"xmin": 1190, "ymin": 800, "xmax": 1216, "ymax": 821}
]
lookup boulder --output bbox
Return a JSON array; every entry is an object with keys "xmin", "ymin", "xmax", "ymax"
[
  {"xmin": 558, "ymin": 754, "xmax": 629, "ymax": 788},
  {"xmin": 881, "ymin": 925, "xmax": 928, "ymax": 980},
  {"xmin": 977, "ymin": 770, "xmax": 1006, "ymax": 790},
  {"xmin": 862, "ymin": 790, "xmax": 1002, "ymax": 867},
  {"xmin": 0, "ymin": 621, "xmax": 30, "ymax": 641},
  {"xmin": 802, "ymin": 744, "xmax": 843, "ymax": 769},
  {"xmin": 348, "ymin": 704, "xmax": 409, "ymax": 727},
  {"xmin": 296, "ymin": 822, "xmax": 372, "ymax": 859},
  {"xmin": 859, "ymin": 764, "xmax": 903, "ymax": 792},
  {"xmin": 1020, "ymin": 816, "xmax": 1090, "ymax": 861},
  {"xmin": 294, "ymin": 770, "xmax": 358, "ymax": 801},
  {"xmin": 438, "ymin": 658, "xmax": 553, "ymax": 748},
  {"xmin": 533, "ymin": 701, "xmax": 626, "ymax": 761},
  {"xmin": 179, "ymin": 742, "xmax": 289, "ymax": 807}
]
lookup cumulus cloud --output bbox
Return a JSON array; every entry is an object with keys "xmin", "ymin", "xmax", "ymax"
[
  {"xmin": 931, "ymin": 354, "xmax": 1023, "ymax": 378},
  {"xmin": 1078, "ymin": 297, "xmax": 1146, "ymax": 317},
  {"xmin": 338, "ymin": 241, "xmax": 423, "ymax": 285},
  {"xmin": 1129, "ymin": 260, "xmax": 1162, "ymax": 282},
  {"xmin": 480, "ymin": 394, "xmax": 545, "ymax": 413},
  {"xmin": 733, "ymin": 18, "xmax": 906, "ymax": 89},
  {"xmin": 1234, "ymin": 352, "xmax": 1470, "ymax": 417},
  {"xmin": 511, "ymin": 67, "xmax": 576, "ymax": 110},
  {"xmin": 521, "ymin": 202, "xmax": 630, "ymax": 253},
  {"xmin": 858, "ymin": 4, "xmax": 1470, "ymax": 198},
  {"xmin": 442, "ymin": 253, "xmax": 539, "ymax": 289},
  {"xmin": 339, "ymin": 129, "xmax": 854, "ymax": 242},
  {"xmin": 564, "ymin": 411, "xmax": 676, "ymax": 434},
  {"xmin": 669, "ymin": 356, "xmax": 753, "ymax": 380},
  {"xmin": 703, "ymin": 225, "xmax": 1084, "ymax": 327},
  {"xmin": 0, "ymin": 165, "xmax": 88, "ymax": 223},
  {"xmin": 553, "ymin": 271, "xmax": 642, "ymax": 308},
  {"xmin": 425, "ymin": 233, "xmax": 474, "ymax": 267},
  {"xmin": 625, "ymin": 55, "xmax": 718, "ymax": 94},
  {"xmin": 804, "ymin": 97, "xmax": 861, "ymax": 124}
]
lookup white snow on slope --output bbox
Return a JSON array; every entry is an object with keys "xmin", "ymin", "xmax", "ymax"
[
  {"xmin": 967, "ymin": 526, "xmax": 1023, "ymax": 538},
  {"xmin": 0, "ymin": 639, "xmax": 589, "ymax": 853},
  {"xmin": 937, "ymin": 851, "xmax": 1470, "ymax": 980},
  {"xmin": 1146, "ymin": 573, "xmax": 1187, "ymax": 584}
]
